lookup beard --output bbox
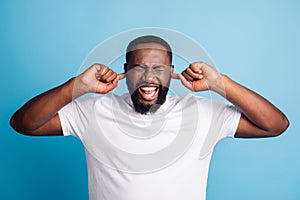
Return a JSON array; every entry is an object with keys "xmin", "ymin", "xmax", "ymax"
[{"xmin": 131, "ymin": 85, "xmax": 169, "ymax": 114}]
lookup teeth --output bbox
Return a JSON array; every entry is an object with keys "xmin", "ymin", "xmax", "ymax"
[
  {"xmin": 139, "ymin": 86, "xmax": 158, "ymax": 99},
  {"xmin": 140, "ymin": 87, "xmax": 157, "ymax": 91},
  {"xmin": 145, "ymin": 92, "xmax": 155, "ymax": 97}
]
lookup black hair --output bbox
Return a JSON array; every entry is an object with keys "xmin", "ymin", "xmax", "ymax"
[{"xmin": 125, "ymin": 35, "xmax": 173, "ymax": 64}]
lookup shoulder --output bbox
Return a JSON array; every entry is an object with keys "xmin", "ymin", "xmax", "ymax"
[
  {"xmin": 170, "ymin": 93, "xmax": 208, "ymax": 107},
  {"xmin": 74, "ymin": 93, "xmax": 124, "ymax": 104},
  {"xmin": 176, "ymin": 94, "xmax": 239, "ymax": 114}
]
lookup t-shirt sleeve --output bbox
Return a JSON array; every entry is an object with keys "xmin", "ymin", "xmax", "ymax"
[
  {"xmin": 58, "ymin": 95, "xmax": 94, "ymax": 139},
  {"xmin": 220, "ymin": 104, "xmax": 241, "ymax": 139},
  {"xmin": 58, "ymin": 101, "xmax": 76, "ymax": 137},
  {"xmin": 197, "ymin": 97, "xmax": 241, "ymax": 159},
  {"xmin": 201, "ymin": 98, "xmax": 241, "ymax": 140}
]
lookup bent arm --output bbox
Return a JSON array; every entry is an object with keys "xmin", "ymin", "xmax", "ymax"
[
  {"xmin": 10, "ymin": 64, "xmax": 122, "ymax": 136},
  {"xmin": 176, "ymin": 62, "xmax": 289, "ymax": 138},
  {"xmin": 10, "ymin": 78, "xmax": 77, "ymax": 136},
  {"xmin": 216, "ymin": 75, "xmax": 289, "ymax": 138}
]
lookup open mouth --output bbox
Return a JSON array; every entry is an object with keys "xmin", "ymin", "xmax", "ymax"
[{"xmin": 138, "ymin": 84, "xmax": 159, "ymax": 101}]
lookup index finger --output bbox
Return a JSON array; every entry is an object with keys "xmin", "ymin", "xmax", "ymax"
[
  {"xmin": 117, "ymin": 73, "xmax": 126, "ymax": 80},
  {"xmin": 171, "ymin": 73, "xmax": 180, "ymax": 80}
]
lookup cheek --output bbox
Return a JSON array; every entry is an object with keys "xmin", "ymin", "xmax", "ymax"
[
  {"xmin": 158, "ymin": 72, "xmax": 171, "ymax": 86},
  {"xmin": 126, "ymin": 72, "xmax": 141, "ymax": 92},
  {"xmin": 126, "ymin": 71, "xmax": 141, "ymax": 84}
]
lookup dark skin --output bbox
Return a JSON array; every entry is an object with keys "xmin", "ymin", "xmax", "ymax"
[
  {"xmin": 125, "ymin": 43, "xmax": 173, "ymax": 107},
  {"xmin": 10, "ymin": 64, "xmax": 124, "ymax": 136},
  {"xmin": 10, "ymin": 43, "xmax": 289, "ymax": 138}
]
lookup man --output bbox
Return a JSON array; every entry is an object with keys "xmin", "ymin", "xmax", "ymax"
[{"xmin": 10, "ymin": 35, "xmax": 289, "ymax": 199}]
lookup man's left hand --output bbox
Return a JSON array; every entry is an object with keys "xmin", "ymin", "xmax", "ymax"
[{"xmin": 172, "ymin": 62, "xmax": 222, "ymax": 92}]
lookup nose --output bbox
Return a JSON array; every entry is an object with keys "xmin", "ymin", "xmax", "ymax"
[{"xmin": 142, "ymin": 68, "xmax": 156, "ymax": 83}]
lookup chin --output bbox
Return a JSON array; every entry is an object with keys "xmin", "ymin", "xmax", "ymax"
[
  {"xmin": 130, "ymin": 85, "xmax": 169, "ymax": 114},
  {"xmin": 139, "ymin": 98, "xmax": 157, "ymax": 106}
]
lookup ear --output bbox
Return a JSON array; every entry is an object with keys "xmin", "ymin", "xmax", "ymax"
[
  {"xmin": 170, "ymin": 65, "xmax": 174, "ymax": 74},
  {"xmin": 124, "ymin": 63, "xmax": 128, "ymax": 73}
]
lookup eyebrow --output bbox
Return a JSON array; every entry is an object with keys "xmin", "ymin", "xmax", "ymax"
[{"xmin": 132, "ymin": 64, "xmax": 169, "ymax": 67}]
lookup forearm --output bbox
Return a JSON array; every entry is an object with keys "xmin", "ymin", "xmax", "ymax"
[
  {"xmin": 10, "ymin": 64, "xmax": 121, "ymax": 135},
  {"xmin": 178, "ymin": 62, "xmax": 289, "ymax": 137},
  {"xmin": 215, "ymin": 75, "xmax": 289, "ymax": 134},
  {"xmin": 11, "ymin": 77, "xmax": 81, "ymax": 132}
]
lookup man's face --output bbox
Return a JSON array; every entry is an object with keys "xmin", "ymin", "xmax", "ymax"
[{"xmin": 125, "ymin": 43, "xmax": 173, "ymax": 114}]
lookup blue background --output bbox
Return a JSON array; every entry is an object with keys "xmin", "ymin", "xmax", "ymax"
[{"xmin": 1, "ymin": 0, "xmax": 299, "ymax": 199}]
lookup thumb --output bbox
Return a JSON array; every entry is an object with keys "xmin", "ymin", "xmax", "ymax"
[
  {"xmin": 178, "ymin": 74, "xmax": 193, "ymax": 91},
  {"xmin": 95, "ymin": 77, "xmax": 119, "ymax": 94}
]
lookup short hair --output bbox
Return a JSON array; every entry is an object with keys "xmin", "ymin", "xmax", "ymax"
[{"xmin": 125, "ymin": 35, "xmax": 173, "ymax": 64}]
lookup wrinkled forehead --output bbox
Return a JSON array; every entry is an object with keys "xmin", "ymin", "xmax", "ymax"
[
  {"xmin": 129, "ymin": 42, "xmax": 168, "ymax": 52},
  {"xmin": 127, "ymin": 43, "xmax": 170, "ymax": 64}
]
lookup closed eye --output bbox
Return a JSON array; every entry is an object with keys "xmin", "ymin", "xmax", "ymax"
[
  {"xmin": 153, "ymin": 66, "xmax": 166, "ymax": 72},
  {"xmin": 133, "ymin": 66, "xmax": 146, "ymax": 72}
]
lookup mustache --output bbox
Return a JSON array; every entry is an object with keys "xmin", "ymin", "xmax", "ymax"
[{"xmin": 135, "ymin": 81, "xmax": 163, "ymax": 88}]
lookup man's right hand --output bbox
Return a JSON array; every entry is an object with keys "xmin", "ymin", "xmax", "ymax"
[
  {"xmin": 10, "ymin": 63, "xmax": 125, "ymax": 136},
  {"xmin": 76, "ymin": 64, "xmax": 125, "ymax": 95}
]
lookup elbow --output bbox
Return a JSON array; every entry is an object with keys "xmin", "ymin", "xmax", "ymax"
[
  {"xmin": 270, "ymin": 116, "xmax": 290, "ymax": 137},
  {"xmin": 10, "ymin": 114, "xmax": 25, "ymax": 135},
  {"xmin": 10, "ymin": 114, "xmax": 19, "ymax": 133},
  {"xmin": 10, "ymin": 114, "xmax": 35, "ymax": 136}
]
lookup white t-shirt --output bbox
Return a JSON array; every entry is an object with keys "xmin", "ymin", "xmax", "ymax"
[{"xmin": 58, "ymin": 93, "xmax": 241, "ymax": 200}]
